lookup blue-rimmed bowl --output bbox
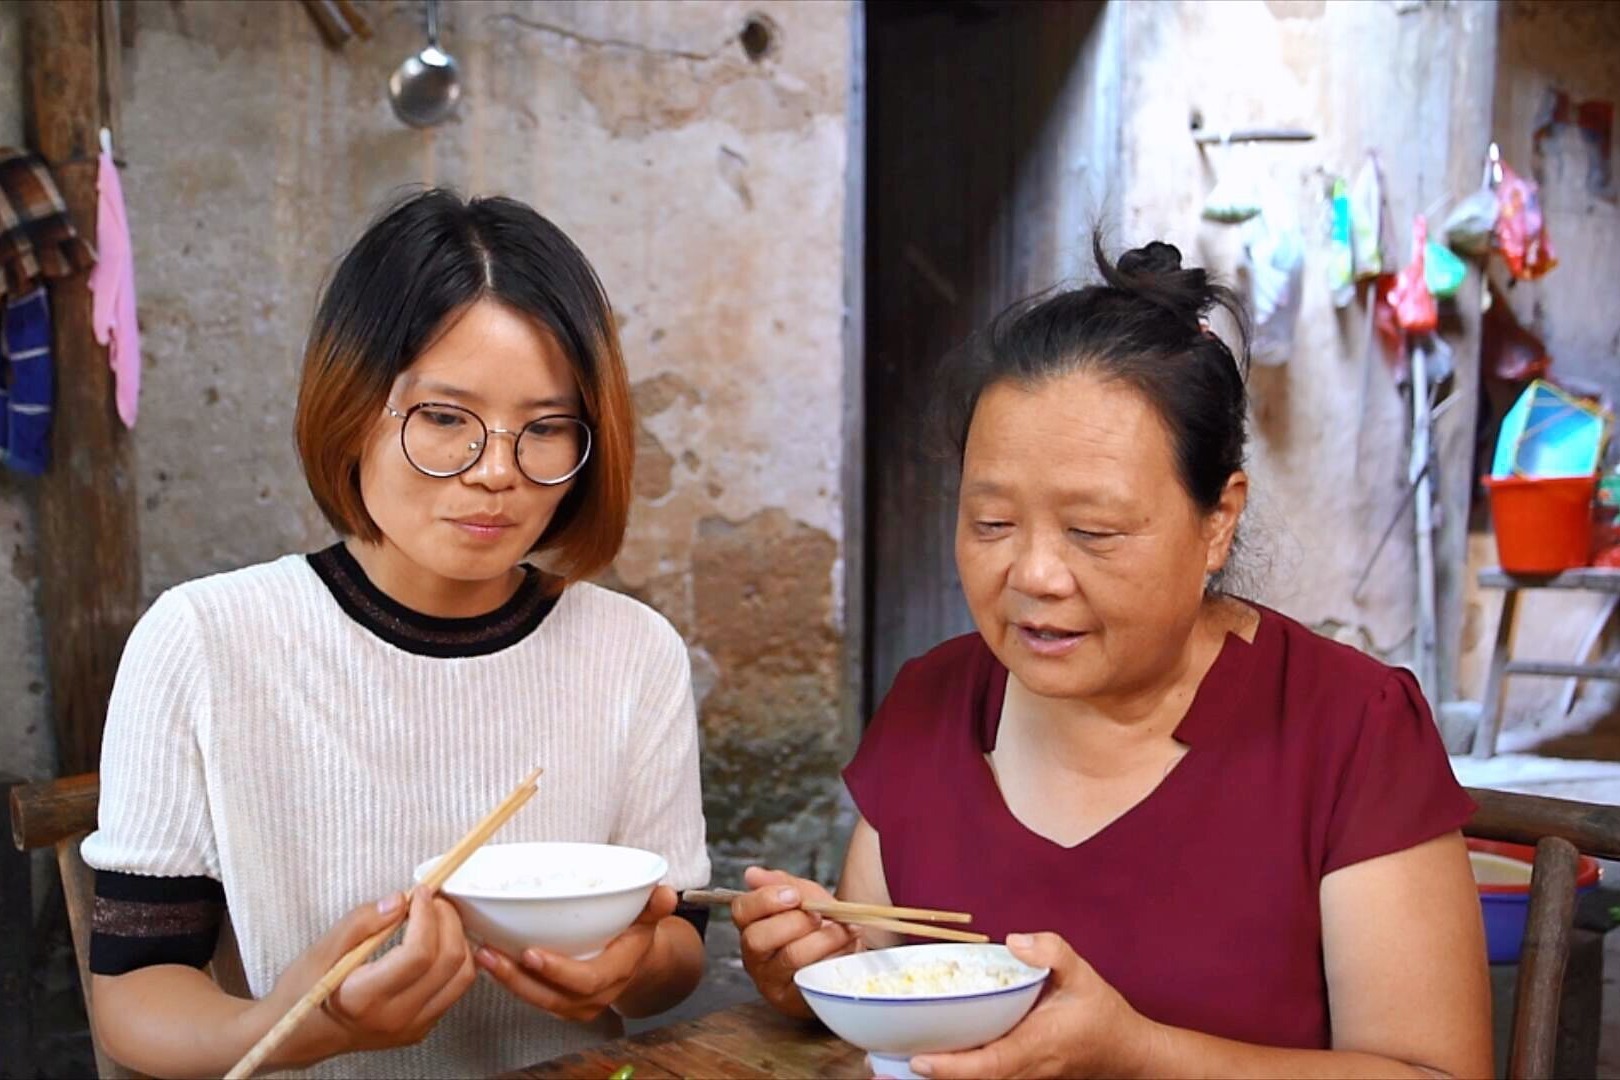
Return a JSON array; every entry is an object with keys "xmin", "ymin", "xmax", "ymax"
[
  {"xmin": 1469, "ymin": 839, "xmax": 1601, "ymax": 964},
  {"xmin": 794, "ymin": 943, "xmax": 1049, "ymax": 1078}
]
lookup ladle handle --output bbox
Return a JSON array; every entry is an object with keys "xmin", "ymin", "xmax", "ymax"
[{"xmin": 425, "ymin": 0, "xmax": 440, "ymax": 47}]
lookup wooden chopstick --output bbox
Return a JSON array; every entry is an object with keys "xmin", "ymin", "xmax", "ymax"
[
  {"xmin": 682, "ymin": 888, "xmax": 989, "ymax": 943},
  {"xmin": 684, "ymin": 887, "xmax": 973, "ymax": 925},
  {"xmin": 808, "ymin": 899, "xmax": 974, "ymax": 925},
  {"xmin": 225, "ymin": 767, "xmax": 543, "ymax": 1080},
  {"xmin": 835, "ymin": 916, "xmax": 989, "ymax": 944}
]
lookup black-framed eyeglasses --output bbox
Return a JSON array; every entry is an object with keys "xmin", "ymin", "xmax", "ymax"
[{"xmin": 385, "ymin": 402, "xmax": 592, "ymax": 486}]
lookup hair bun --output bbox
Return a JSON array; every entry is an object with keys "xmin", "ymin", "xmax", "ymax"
[
  {"xmin": 1095, "ymin": 237, "xmax": 1213, "ymax": 333},
  {"xmin": 1117, "ymin": 241, "xmax": 1184, "ymax": 277}
]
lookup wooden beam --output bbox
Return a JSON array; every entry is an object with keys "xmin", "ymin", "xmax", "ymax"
[
  {"xmin": 1479, "ymin": 568, "xmax": 1620, "ymax": 592},
  {"xmin": 1465, "ymin": 787, "xmax": 1620, "ymax": 861},
  {"xmin": 24, "ymin": 0, "xmax": 142, "ymax": 776},
  {"xmin": 1502, "ymin": 660, "xmax": 1620, "ymax": 681},
  {"xmin": 10, "ymin": 772, "xmax": 99, "ymax": 852}
]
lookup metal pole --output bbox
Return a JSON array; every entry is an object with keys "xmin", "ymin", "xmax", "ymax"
[{"xmin": 1411, "ymin": 340, "xmax": 1440, "ymax": 704}]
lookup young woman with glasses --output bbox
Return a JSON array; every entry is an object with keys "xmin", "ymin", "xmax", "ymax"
[{"xmin": 81, "ymin": 190, "xmax": 711, "ymax": 1078}]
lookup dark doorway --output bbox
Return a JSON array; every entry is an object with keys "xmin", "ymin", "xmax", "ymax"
[{"xmin": 862, "ymin": 0, "xmax": 1111, "ymax": 716}]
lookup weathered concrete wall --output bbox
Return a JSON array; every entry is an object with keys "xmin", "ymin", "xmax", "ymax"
[
  {"xmin": 0, "ymin": 0, "xmax": 856, "ymax": 886},
  {"xmin": 0, "ymin": 3, "xmax": 21, "ymax": 148},
  {"xmin": 0, "ymin": 2, "xmax": 57, "ymax": 795},
  {"xmin": 1494, "ymin": 0, "xmax": 1620, "ymax": 408},
  {"xmin": 1116, "ymin": 0, "xmax": 1497, "ymax": 700},
  {"xmin": 1455, "ymin": 0, "xmax": 1620, "ymax": 734}
]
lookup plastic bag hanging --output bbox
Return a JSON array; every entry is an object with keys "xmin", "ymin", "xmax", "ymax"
[
  {"xmin": 1349, "ymin": 154, "xmax": 1386, "ymax": 279},
  {"xmin": 1415, "ymin": 331, "xmax": 1455, "ymax": 384},
  {"xmin": 1389, "ymin": 215, "xmax": 1438, "ymax": 334},
  {"xmin": 1442, "ymin": 187, "xmax": 1498, "ymax": 257},
  {"xmin": 1242, "ymin": 196, "xmax": 1305, "ymax": 366},
  {"xmin": 1372, "ymin": 272, "xmax": 1408, "ymax": 384},
  {"xmin": 1424, "ymin": 238, "xmax": 1467, "ymax": 300},
  {"xmin": 1495, "ymin": 161, "xmax": 1558, "ymax": 280},
  {"xmin": 1327, "ymin": 177, "xmax": 1354, "ymax": 308},
  {"xmin": 1202, "ymin": 143, "xmax": 1263, "ymax": 224}
]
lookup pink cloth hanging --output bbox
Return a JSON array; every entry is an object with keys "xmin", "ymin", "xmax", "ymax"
[{"xmin": 88, "ymin": 148, "xmax": 140, "ymax": 428}]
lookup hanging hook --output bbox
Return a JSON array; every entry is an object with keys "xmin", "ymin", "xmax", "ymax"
[{"xmin": 96, "ymin": 126, "xmax": 128, "ymax": 168}]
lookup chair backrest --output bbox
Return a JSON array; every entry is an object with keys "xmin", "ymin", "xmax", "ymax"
[
  {"xmin": 10, "ymin": 773, "xmax": 133, "ymax": 1080},
  {"xmin": 1464, "ymin": 786, "xmax": 1620, "ymax": 1080}
]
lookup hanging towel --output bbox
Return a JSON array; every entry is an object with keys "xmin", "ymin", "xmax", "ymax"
[
  {"xmin": 1, "ymin": 287, "xmax": 54, "ymax": 475},
  {"xmin": 0, "ymin": 149, "xmax": 94, "ymax": 476},
  {"xmin": 88, "ymin": 149, "xmax": 140, "ymax": 428},
  {"xmin": 0, "ymin": 147, "xmax": 96, "ymax": 298}
]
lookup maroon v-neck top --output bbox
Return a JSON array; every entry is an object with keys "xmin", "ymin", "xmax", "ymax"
[{"xmin": 843, "ymin": 606, "xmax": 1474, "ymax": 1050}]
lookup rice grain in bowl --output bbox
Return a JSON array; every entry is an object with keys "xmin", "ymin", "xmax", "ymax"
[
  {"xmin": 794, "ymin": 943, "xmax": 1049, "ymax": 1078},
  {"xmin": 413, "ymin": 841, "xmax": 667, "ymax": 959}
]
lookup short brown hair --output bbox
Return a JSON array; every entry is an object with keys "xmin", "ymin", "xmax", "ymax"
[{"xmin": 295, "ymin": 189, "xmax": 634, "ymax": 584}]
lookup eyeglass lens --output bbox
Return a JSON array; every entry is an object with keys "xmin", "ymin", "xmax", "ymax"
[{"xmin": 401, "ymin": 404, "xmax": 588, "ymax": 484}]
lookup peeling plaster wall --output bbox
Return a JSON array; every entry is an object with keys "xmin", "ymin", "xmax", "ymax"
[
  {"xmin": 0, "ymin": 3, "xmax": 21, "ymax": 149},
  {"xmin": 0, "ymin": 0, "xmax": 59, "ymax": 922},
  {"xmin": 0, "ymin": 1, "xmax": 56, "ymax": 795},
  {"xmin": 1116, "ymin": 0, "xmax": 1497, "ymax": 696},
  {"xmin": 0, "ymin": 0, "xmax": 856, "ymax": 884},
  {"xmin": 1454, "ymin": 0, "xmax": 1620, "ymax": 732},
  {"xmin": 1493, "ymin": 0, "xmax": 1620, "ymax": 407}
]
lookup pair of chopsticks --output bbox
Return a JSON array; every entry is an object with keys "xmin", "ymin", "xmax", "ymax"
[
  {"xmin": 225, "ymin": 767, "xmax": 543, "ymax": 1080},
  {"xmin": 683, "ymin": 887, "xmax": 989, "ymax": 944}
]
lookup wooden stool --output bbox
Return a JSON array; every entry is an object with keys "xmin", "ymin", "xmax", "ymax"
[{"xmin": 1473, "ymin": 568, "xmax": 1620, "ymax": 759}]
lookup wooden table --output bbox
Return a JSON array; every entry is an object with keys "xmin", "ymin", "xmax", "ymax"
[
  {"xmin": 508, "ymin": 1000, "xmax": 867, "ymax": 1079},
  {"xmin": 1473, "ymin": 567, "xmax": 1620, "ymax": 758}
]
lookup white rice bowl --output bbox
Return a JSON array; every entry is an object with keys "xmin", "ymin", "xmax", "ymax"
[
  {"xmin": 413, "ymin": 841, "xmax": 667, "ymax": 959},
  {"xmin": 794, "ymin": 943, "xmax": 1049, "ymax": 1076}
]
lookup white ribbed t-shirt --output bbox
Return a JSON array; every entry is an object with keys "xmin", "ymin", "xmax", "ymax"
[{"xmin": 81, "ymin": 552, "xmax": 711, "ymax": 1078}]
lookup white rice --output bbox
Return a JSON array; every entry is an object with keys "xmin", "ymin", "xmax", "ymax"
[
  {"xmin": 841, "ymin": 958, "xmax": 1027, "ymax": 997},
  {"xmin": 452, "ymin": 869, "xmax": 606, "ymax": 894}
]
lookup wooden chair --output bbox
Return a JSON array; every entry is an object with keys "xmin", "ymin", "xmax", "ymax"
[
  {"xmin": 1464, "ymin": 786, "xmax": 1620, "ymax": 1079},
  {"xmin": 7, "ymin": 772, "xmax": 131, "ymax": 1079}
]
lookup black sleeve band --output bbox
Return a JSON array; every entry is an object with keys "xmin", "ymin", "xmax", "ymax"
[
  {"xmin": 89, "ymin": 870, "xmax": 225, "ymax": 976},
  {"xmin": 672, "ymin": 900, "xmax": 710, "ymax": 942}
]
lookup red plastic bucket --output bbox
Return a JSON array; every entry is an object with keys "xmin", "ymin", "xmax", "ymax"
[{"xmin": 1483, "ymin": 474, "xmax": 1597, "ymax": 573}]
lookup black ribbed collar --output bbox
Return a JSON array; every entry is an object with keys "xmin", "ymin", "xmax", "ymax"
[{"xmin": 307, "ymin": 543, "xmax": 558, "ymax": 658}]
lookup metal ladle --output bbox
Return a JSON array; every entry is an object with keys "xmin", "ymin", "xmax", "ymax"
[{"xmin": 389, "ymin": 0, "xmax": 461, "ymax": 128}]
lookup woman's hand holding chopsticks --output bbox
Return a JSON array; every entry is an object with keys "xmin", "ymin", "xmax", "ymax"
[
  {"xmin": 731, "ymin": 866, "xmax": 864, "ymax": 1020},
  {"xmin": 240, "ymin": 886, "xmax": 477, "ymax": 1070}
]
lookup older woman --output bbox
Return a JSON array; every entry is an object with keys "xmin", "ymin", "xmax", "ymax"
[{"xmin": 734, "ymin": 241, "xmax": 1490, "ymax": 1078}]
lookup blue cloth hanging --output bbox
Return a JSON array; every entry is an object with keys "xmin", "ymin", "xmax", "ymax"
[{"xmin": 1, "ymin": 287, "xmax": 54, "ymax": 475}]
